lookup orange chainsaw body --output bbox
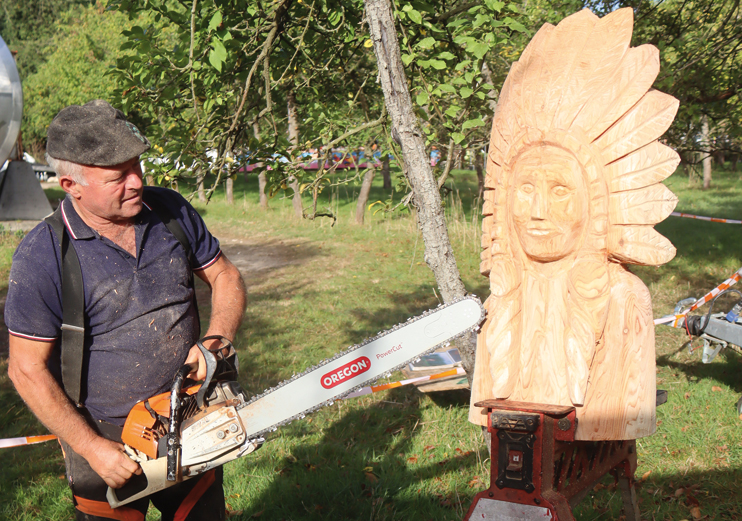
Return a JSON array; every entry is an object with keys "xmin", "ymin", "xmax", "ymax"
[{"xmin": 121, "ymin": 385, "xmax": 201, "ymax": 459}]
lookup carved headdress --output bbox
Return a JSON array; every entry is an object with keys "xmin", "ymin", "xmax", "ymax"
[{"xmin": 477, "ymin": 8, "xmax": 679, "ymax": 415}]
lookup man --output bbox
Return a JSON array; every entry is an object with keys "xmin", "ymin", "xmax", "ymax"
[{"xmin": 5, "ymin": 100, "xmax": 246, "ymax": 520}]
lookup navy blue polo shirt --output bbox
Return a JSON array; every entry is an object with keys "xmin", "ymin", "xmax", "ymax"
[{"xmin": 4, "ymin": 187, "xmax": 221, "ymax": 426}]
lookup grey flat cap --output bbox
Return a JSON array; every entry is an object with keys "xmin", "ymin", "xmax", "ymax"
[{"xmin": 47, "ymin": 100, "xmax": 150, "ymax": 166}]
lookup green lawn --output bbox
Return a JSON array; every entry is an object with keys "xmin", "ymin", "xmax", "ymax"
[{"xmin": 2, "ymin": 165, "xmax": 742, "ymax": 519}]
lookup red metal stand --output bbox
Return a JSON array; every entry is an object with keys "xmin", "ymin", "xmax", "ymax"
[{"xmin": 463, "ymin": 400, "xmax": 640, "ymax": 521}]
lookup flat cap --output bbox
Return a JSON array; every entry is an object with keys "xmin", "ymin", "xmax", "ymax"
[{"xmin": 47, "ymin": 100, "xmax": 150, "ymax": 166}]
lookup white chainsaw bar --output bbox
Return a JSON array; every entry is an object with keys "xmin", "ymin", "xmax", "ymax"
[{"xmin": 236, "ymin": 296, "xmax": 485, "ymax": 438}]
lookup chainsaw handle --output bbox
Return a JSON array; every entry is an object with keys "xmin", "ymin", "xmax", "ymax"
[{"xmin": 195, "ymin": 336, "xmax": 235, "ymax": 408}]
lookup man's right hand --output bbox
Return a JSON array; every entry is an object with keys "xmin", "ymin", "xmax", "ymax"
[{"xmin": 79, "ymin": 436, "xmax": 142, "ymax": 489}]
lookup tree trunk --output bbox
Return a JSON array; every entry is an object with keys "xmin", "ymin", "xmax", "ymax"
[
  {"xmin": 225, "ymin": 176, "xmax": 234, "ymax": 205},
  {"xmin": 253, "ymin": 122, "xmax": 269, "ymax": 209},
  {"xmin": 454, "ymin": 146, "xmax": 463, "ymax": 170},
  {"xmin": 474, "ymin": 149, "xmax": 484, "ymax": 202},
  {"xmin": 258, "ymin": 173, "xmax": 269, "ymax": 209},
  {"xmin": 365, "ymin": 0, "xmax": 476, "ymax": 380},
  {"xmin": 197, "ymin": 168, "xmax": 206, "ymax": 202},
  {"xmin": 481, "ymin": 61, "xmax": 499, "ymax": 114},
  {"xmin": 355, "ymin": 169, "xmax": 375, "ymax": 224},
  {"xmin": 382, "ymin": 155, "xmax": 391, "ymax": 190},
  {"xmin": 702, "ymin": 114, "xmax": 712, "ymax": 189},
  {"xmin": 287, "ymin": 89, "xmax": 303, "ymax": 218}
]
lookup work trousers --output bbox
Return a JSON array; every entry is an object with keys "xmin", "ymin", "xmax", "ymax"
[{"xmin": 60, "ymin": 419, "xmax": 225, "ymax": 521}]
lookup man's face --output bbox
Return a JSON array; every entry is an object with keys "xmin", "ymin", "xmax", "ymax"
[
  {"xmin": 510, "ymin": 146, "xmax": 587, "ymax": 262},
  {"xmin": 77, "ymin": 157, "xmax": 144, "ymax": 222}
]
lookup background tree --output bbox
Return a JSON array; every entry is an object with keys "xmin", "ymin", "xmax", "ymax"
[{"xmin": 20, "ymin": 2, "xmax": 137, "ymax": 157}]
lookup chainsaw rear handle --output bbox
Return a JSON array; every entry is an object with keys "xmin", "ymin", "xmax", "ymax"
[
  {"xmin": 166, "ymin": 336, "xmax": 236, "ymax": 482},
  {"xmin": 195, "ymin": 336, "xmax": 237, "ymax": 408}
]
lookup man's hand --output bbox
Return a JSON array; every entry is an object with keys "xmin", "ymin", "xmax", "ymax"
[
  {"xmin": 80, "ymin": 437, "xmax": 142, "ymax": 489},
  {"xmin": 185, "ymin": 343, "xmax": 207, "ymax": 380}
]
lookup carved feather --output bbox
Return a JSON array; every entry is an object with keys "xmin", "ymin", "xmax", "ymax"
[
  {"xmin": 607, "ymin": 225, "xmax": 676, "ymax": 265},
  {"xmin": 518, "ymin": 22, "xmax": 559, "ymax": 131},
  {"xmin": 607, "ymin": 142, "xmax": 680, "ymax": 192},
  {"xmin": 574, "ymin": 44, "xmax": 660, "ymax": 140},
  {"xmin": 609, "ymin": 184, "xmax": 677, "ymax": 225},
  {"xmin": 596, "ymin": 89, "xmax": 679, "ymax": 163},
  {"xmin": 551, "ymin": 8, "xmax": 633, "ymax": 131},
  {"xmin": 527, "ymin": 10, "xmax": 600, "ymax": 130}
]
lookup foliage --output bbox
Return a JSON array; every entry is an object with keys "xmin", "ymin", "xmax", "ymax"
[
  {"xmin": 0, "ymin": 0, "xmax": 95, "ymax": 77},
  {"xmin": 20, "ymin": 2, "xmax": 138, "ymax": 151},
  {"xmin": 396, "ymin": 0, "xmax": 525, "ymax": 158},
  {"xmin": 108, "ymin": 0, "xmax": 387, "ymax": 212}
]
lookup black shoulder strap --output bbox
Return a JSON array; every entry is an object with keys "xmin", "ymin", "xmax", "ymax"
[
  {"xmin": 142, "ymin": 190, "xmax": 196, "ymax": 270},
  {"xmin": 45, "ymin": 204, "xmax": 86, "ymax": 406}
]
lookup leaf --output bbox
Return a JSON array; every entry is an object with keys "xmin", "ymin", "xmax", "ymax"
[
  {"xmin": 208, "ymin": 39, "xmax": 227, "ymax": 71},
  {"xmin": 407, "ymin": 456, "xmax": 418, "ymax": 463},
  {"xmin": 417, "ymin": 37, "xmax": 437, "ymax": 49},
  {"xmin": 429, "ymin": 59, "xmax": 447, "ymax": 70},
  {"xmin": 364, "ymin": 472, "xmax": 379, "ymax": 483},
  {"xmin": 712, "ymin": 386, "xmax": 722, "ymax": 392},
  {"xmin": 401, "ymin": 54, "xmax": 415, "ymax": 66},
  {"xmin": 484, "ymin": 0, "xmax": 505, "ymax": 12},
  {"xmin": 459, "ymin": 87, "xmax": 474, "ymax": 99},
  {"xmin": 473, "ymin": 14, "xmax": 490, "ymax": 29},
  {"xmin": 444, "ymin": 106, "xmax": 460, "ymax": 117},
  {"xmin": 208, "ymin": 10, "xmax": 222, "ymax": 32},
  {"xmin": 364, "ymin": 39, "xmax": 373, "ymax": 48},
  {"xmin": 416, "ymin": 91, "xmax": 429, "ymax": 106},
  {"xmin": 438, "ymin": 51, "xmax": 456, "ymax": 60},
  {"xmin": 690, "ymin": 506, "xmax": 702, "ymax": 520},
  {"xmin": 462, "ymin": 118, "xmax": 484, "ymax": 129},
  {"xmin": 640, "ymin": 470, "xmax": 651, "ymax": 482},
  {"xmin": 451, "ymin": 132, "xmax": 465, "ymax": 144},
  {"xmin": 468, "ymin": 42, "xmax": 489, "ymax": 59},
  {"xmin": 438, "ymin": 84, "xmax": 456, "ymax": 93},
  {"xmin": 407, "ymin": 9, "xmax": 422, "ymax": 24}
]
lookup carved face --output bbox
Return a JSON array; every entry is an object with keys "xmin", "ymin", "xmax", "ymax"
[{"xmin": 510, "ymin": 146, "xmax": 587, "ymax": 262}]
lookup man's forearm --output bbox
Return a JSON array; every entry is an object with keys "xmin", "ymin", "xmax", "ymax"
[
  {"xmin": 202, "ymin": 258, "xmax": 247, "ymax": 341},
  {"xmin": 9, "ymin": 344, "xmax": 100, "ymax": 455}
]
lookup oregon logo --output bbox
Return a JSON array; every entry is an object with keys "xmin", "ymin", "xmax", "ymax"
[{"xmin": 321, "ymin": 357, "xmax": 371, "ymax": 389}]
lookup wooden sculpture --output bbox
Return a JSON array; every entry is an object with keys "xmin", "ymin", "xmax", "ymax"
[{"xmin": 469, "ymin": 8, "xmax": 679, "ymax": 441}]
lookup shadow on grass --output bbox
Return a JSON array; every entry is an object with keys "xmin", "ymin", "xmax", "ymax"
[
  {"xmin": 229, "ymin": 387, "xmax": 480, "ymax": 521},
  {"xmin": 657, "ymin": 348, "xmax": 742, "ymax": 395},
  {"xmin": 574, "ymin": 466, "xmax": 742, "ymax": 520}
]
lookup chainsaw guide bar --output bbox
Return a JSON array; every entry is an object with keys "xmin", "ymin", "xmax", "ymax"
[{"xmin": 237, "ymin": 295, "xmax": 485, "ymax": 440}]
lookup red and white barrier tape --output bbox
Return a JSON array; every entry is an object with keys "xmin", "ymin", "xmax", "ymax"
[
  {"xmin": 654, "ymin": 266, "xmax": 742, "ymax": 327},
  {"xmin": 671, "ymin": 212, "xmax": 742, "ymax": 225},
  {"xmin": 343, "ymin": 367, "xmax": 466, "ymax": 399},
  {"xmin": 0, "ymin": 434, "xmax": 57, "ymax": 449}
]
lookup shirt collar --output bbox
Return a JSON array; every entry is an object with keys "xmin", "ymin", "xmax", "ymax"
[{"xmin": 60, "ymin": 196, "xmax": 151, "ymax": 240}]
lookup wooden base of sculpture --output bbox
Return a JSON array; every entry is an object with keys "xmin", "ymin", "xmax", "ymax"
[{"xmin": 463, "ymin": 400, "xmax": 640, "ymax": 521}]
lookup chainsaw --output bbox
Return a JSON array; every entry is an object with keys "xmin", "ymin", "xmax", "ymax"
[{"xmin": 107, "ymin": 296, "xmax": 485, "ymax": 507}]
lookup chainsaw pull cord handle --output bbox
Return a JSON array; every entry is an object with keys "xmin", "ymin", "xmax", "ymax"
[
  {"xmin": 166, "ymin": 364, "xmax": 192, "ymax": 482},
  {"xmin": 195, "ymin": 336, "xmax": 234, "ymax": 408}
]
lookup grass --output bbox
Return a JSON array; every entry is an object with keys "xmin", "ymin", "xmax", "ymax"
[{"xmin": 2, "ymin": 164, "xmax": 742, "ymax": 519}]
